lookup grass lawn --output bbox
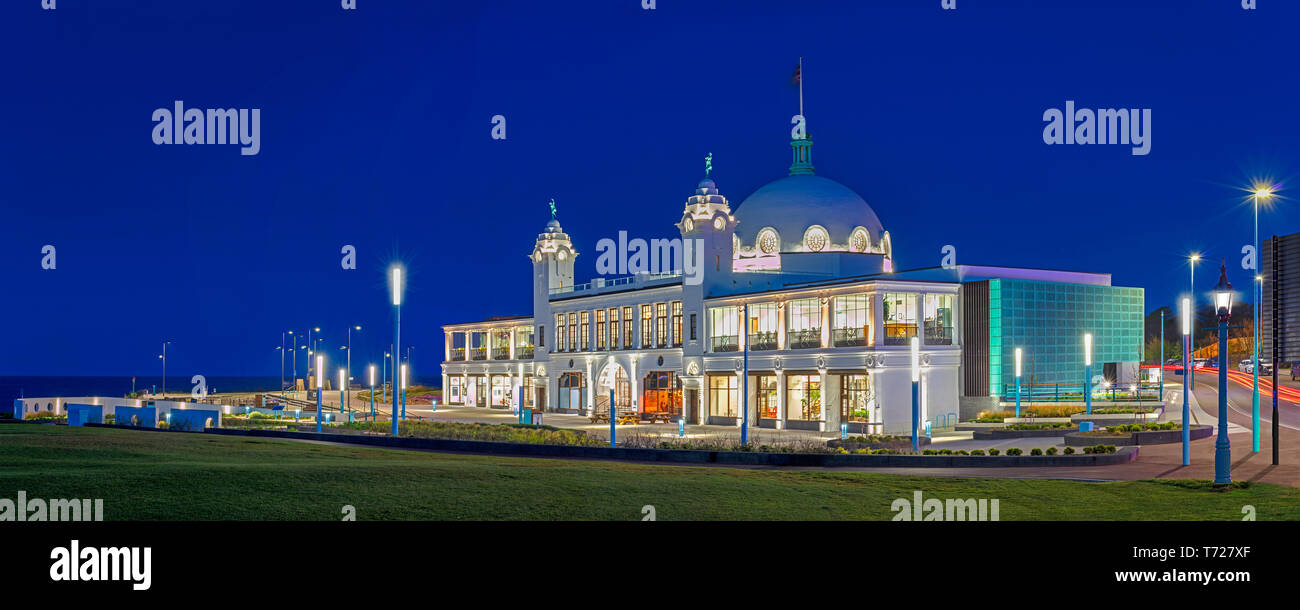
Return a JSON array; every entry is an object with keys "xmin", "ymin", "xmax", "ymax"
[{"xmin": 2, "ymin": 423, "xmax": 1296, "ymax": 521}]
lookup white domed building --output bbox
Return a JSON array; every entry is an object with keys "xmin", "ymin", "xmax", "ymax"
[{"xmin": 440, "ymin": 119, "xmax": 1144, "ymax": 438}]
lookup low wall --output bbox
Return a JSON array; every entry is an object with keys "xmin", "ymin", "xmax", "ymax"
[
  {"xmin": 199, "ymin": 427, "xmax": 1138, "ymax": 468},
  {"xmin": 1065, "ymin": 425, "xmax": 1213, "ymax": 447},
  {"xmin": 972, "ymin": 427, "xmax": 1077, "ymax": 440}
]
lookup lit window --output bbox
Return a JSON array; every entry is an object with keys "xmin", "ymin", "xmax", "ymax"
[
  {"xmin": 804, "ymin": 226, "xmax": 828, "ymax": 252},
  {"xmin": 758, "ymin": 229, "xmax": 779, "ymax": 254}
]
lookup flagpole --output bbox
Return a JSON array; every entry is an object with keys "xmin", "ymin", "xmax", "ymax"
[{"xmin": 798, "ymin": 56, "xmax": 804, "ymax": 119}]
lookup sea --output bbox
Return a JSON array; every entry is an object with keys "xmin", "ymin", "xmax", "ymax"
[{"xmin": 0, "ymin": 375, "xmax": 441, "ymax": 411}]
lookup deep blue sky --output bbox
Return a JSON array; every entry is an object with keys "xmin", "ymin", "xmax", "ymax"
[{"xmin": 3, "ymin": 0, "xmax": 1298, "ymax": 376}]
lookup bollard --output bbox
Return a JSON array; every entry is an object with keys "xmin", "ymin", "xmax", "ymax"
[
  {"xmin": 679, "ymin": 417, "xmax": 686, "ymax": 437},
  {"xmin": 840, "ymin": 422, "xmax": 848, "ymax": 440}
]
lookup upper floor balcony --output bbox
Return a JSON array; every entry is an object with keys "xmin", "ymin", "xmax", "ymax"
[
  {"xmin": 748, "ymin": 332, "xmax": 778, "ymax": 351},
  {"xmin": 470, "ymin": 347, "xmax": 487, "ymax": 361},
  {"xmin": 832, "ymin": 326, "xmax": 868, "ymax": 348},
  {"xmin": 787, "ymin": 328, "xmax": 821, "ymax": 350},
  {"xmin": 884, "ymin": 324, "xmax": 917, "ymax": 346},
  {"xmin": 924, "ymin": 326, "xmax": 954, "ymax": 346},
  {"xmin": 491, "ymin": 347, "xmax": 510, "ymax": 360},
  {"xmin": 711, "ymin": 335, "xmax": 739, "ymax": 352},
  {"xmin": 450, "ymin": 347, "xmax": 466, "ymax": 361}
]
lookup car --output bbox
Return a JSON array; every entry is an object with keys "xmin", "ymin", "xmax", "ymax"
[
  {"xmin": 1238, "ymin": 359, "xmax": 1273, "ymax": 375},
  {"xmin": 1292, "ymin": 361, "xmax": 1300, "ymax": 381},
  {"xmin": 1239, "ymin": 358, "xmax": 1254, "ymax": 374}
]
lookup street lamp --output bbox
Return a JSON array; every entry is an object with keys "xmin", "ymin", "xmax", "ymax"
[
  {"xmin": 315, "ymin": 354, "xmax": 324, "ymax": 433},
  {"xmin": 1014, "ymin": 347, "xmax": 1023, "ymax": 418},
  {"xmin": 1213, "ymin": 260, "xmax": 1234, "ymax": 485},
  {"xmin": 1189, "ymin": 253, "xmax": 1200, "ymax": 388},
  {"xmin": 910, "ymin": 336, "xmax": 920, "ymax": 452},
  {"xmin": 1181, "ymin": 296, "xmax": 1191, "ymax": 466},
  {"xmin": 401, "ymin": 362, "xmax": 408, "ymax": 421},
  {"xmin": 390, "ymin": 265, "xmax": 404, "ymax": 436},
  {"xmin": 1083, "ymin": 333, "xmax": 1093, "ymax": 415},
  {"xmin": 160, "ymin": 340, "xmax": 171, "ymax": 398},
  {"xmin": 1251, "ymin": 186, "xmax": 1273, "ymax": 453},
  {"xmin": 368, "ymin": 364, "xmax": 376, "ymax": 420},
  {"xmin": 307, "ymin": 327, "xmax": 321, "ymax": 390},
  {"xmin": 347, "ymin": 325, "xmax": 361, "ymax": 413}
]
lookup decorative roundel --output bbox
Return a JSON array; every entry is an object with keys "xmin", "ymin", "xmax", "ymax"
[
  {"xmin": 758, "ymin": 229, "xmax": 779, "ymax": 254},
  {"xmin": 558, "ymin": 250, "xmax": 567, "ymax": 260},
  {"xmin": 850, "ymin": 228, "xmax": 869, "ymax": 253},
  {"xmin": 804, "ymin": 226, "xmax": 829, "ymax": 252},
  {"xmin": 684, "ymin": 218, "xmax": 694, "ymax": 232},
  {"xmin": 536, "ymin": 366, "xmax": 546, "ymax": 377},
  {"xmin": 816, "ymin": 357, "xmax": 827, "ymax": 370},
  {"xmin": 734, "ymin": 359, "xmax": 743, "ymax": 372},
  {"xmin": 686, "ymin": 361, "xmax": 700, "ymax": 376},
  {"xmin": 773, "ymin": 358, "xmax": 783, "ymax": 371},
  {"xmin": 713, "ymin": 216, "xmax": 725, "ymax": 230},
  {"xmin": 921, "ymin": 354, "xmax": 932, "ymax": 367},
  {"xmin": 657, "ymin": 355, "xmax": 664, "ymax": 366}
]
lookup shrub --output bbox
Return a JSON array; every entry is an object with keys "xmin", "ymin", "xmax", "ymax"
[
  {"xmin": 1029, "ymin": 448, "xmax": 1043, "ymax": 456},
  {"xmin": 1005, "ymin": 448, "xmax": 1023, "ymax": 456},
  {"xmin": 976, "ymin": 410, "xmax": 1015, "ymax": 422},
  {"xmin": 1064, "ymin": 446, "xmax": 1075, "ymax": 454},
  {"xmin": 1082, "ymin": 446, "xmax": 1094, "ymax": 454},
  {"xmin": 1045, "ymin": 447, "xmax": 1058, "ymax": 455},
  {"xmin": 1021, "ymin": 405, "xmax": 1085, "ymax": 418},
  {"xmin": 988, "ymin": 448, "xmax": 1000, "ymax": 456},
  {"xmin": 1104, "ymin": 445, "xmax": 1117, "ymax": 454},
  {"xmin": 969, "ymin": 449, "xmax": 985, "ymax": 455}
]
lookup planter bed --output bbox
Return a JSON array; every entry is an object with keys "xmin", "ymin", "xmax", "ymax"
[
  {"xmin": 193, "ymin": 427, "xmax": 1138, "ymax": 468},
  {"xmin": 1071, "ymin": 409, "xmax": 1163, "ymax": 426},
  {"xmin": 1065, "ymin": 424, "xmax": 1212, "ymax": 446},
  {"xmin": 1002, "ymin": 417, "xmax": 1072, "ymax": 425},
  {"xmin": 972, "ymin": 427, "xmax": 1078, "ymax": 440},
  {"xmin": 827, "ymin": 437, "xmax": 930, "ymax": 451}
]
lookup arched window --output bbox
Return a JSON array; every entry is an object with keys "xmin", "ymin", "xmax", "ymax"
[
  {"xmin": 849, "ymin": 227, "xmax": 870, "ymax": 253},
  {"xmin": 758, "ymin": 228, "xmax": 779, "ymax": 254},
  {"xmin": 803, "ymin": 226, "xmax": 829, "ymax": 252}
]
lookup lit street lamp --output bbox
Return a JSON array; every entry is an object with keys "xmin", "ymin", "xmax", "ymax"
[
  {"xmin": 338, "ymin": 368, "xmax": 346, "ymax": 420},
  {"xmin": 1189, "ymin": 253, "xmax": 1200, "ymax": 388},
  {"xmin": 1181, "ymin": 297, "xmax": 1191, "ymax": 466},
  {"xmin": 315, "ymin": 354, "xmax": 324, "ymax": 434},
  {"xmin": 1213, "ymin": 260, "xmax": 1234, "ymax": 485},
  {"xmin": 347, "ymin": 325, "xmax": 361, "ymax": 413},
  {"xmin": 910, "ymin": 336, "xmax": 920, "ymax": 452},
  {"xmin": 1250, "ymin": 186, "xmax": 1273, "ymax": 454},
  {"xmin": 390, "ymin": 265, "xmax": 403, "ymax": 436},
  {"xmin": 401, "ymin": 362, "xmax": 408, "ymax": 421},
  {"xmin": 368, "ymin": 364, "xmax": 376, "ymax": 420},
  {"xmin": 1084, "ymin": 333, "xmax": 1093, "ymax": 415},
  {"xmin": 1014, "ymin": 347, "xmax": 1023, "ymax": 418},
  {"xmin": 160, "ymin": 340, "xmax": 171, "ymax": 398}
]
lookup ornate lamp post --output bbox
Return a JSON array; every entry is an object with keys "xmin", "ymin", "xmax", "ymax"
[{"xmin": 1213, "ymin": 261, "xmax": 1234, "ymax": 485}]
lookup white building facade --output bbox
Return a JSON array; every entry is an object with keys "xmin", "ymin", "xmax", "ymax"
[{"xmin": 441, "ymin": 134, "xmax": 963, "ymax": 436}]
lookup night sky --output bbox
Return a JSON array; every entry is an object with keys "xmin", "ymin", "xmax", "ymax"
[{"xmin": 3, "ymin": 0, "xmax": 1298, "ymax": 376}]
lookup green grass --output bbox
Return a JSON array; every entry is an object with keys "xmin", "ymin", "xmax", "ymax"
[{"xmin": 2, "ymin": 423, "xmax": 1296, "ymax": 521}]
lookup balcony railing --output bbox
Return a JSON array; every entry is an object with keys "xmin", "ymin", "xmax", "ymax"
[
  {"xmin": 924, "ymin": 326, "xmax": 954, "ymax": 346},
  {"xmin": 832, "ymin": 327, "xmax": 868, "ymax": 347},
  {"xmin": 470, "ymin": 347, "xmax": 487, "ymax": 360},
  {"xmin": 747, "ymin": 332, "xmax": 778, "ymax": 351},
  {"xmin": 711, "ymin": 335, "xmax": 739, "ymax": 352},
  {"xmin": 884, "ymin": 323, "xmax": 918, "ymax": 346},
  {"xmin": 788, "ymin": 328, "xmax": 822, "ymax": 350},
  {"xmin": 518, "ymin": 346, "xmax": 534, "ymax": 359},
  {"xmin": 491, "ymin": 348, "xmax": 510, "ymax": 360},
  {"xmin": 450, "ymin": 347, "xmax": 466, "ymax": 361}
]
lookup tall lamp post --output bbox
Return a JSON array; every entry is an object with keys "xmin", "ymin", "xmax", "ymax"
[
  {"xmin": 910, "ymin": 336, "xmax": 920, "ymax": 452},
  {"xmin": 390, "ymin": 265, "xmax": 403, "ymax": 436},
  {"xmin": 315, "ymin": 354, "xmax": 324, "ymax": 433},
  {"xmin": 401, "ymin": 362, "xmax": 408, "ymax": 421},
  {"xmin": 1014, "ymin": 347, "xmax": 1023, "ymax": 418},
  {"xmin": 159, "ymin": 340, "xmax": 171, "ymax": 398},
  {"xmin": 1083, "ymin": 333, "xmax": 1093, "ymax": 415},
  {"xmin": 347, "ymin": 325, "xmax": 361, "ymax": 413},
  {"xmin": 368, "ymin": 364, "xmax": 376, "ymax": 420},
  {"xmin": 1181, "ymin": 297, "xmax": 1191, "ymax": 466},
  {"xmin": 741, "ymin": 303, "xmax": 750, "ymax": 447},
  {"xmin": 1213, "ymin": 261, "xmax": 1234, "ymax": 484},
  {"xmin": 1158, "ymin": 309, "xmax": 1165, "ymax": 399},
  {"xmin": 1251, "ymin": 186, "xmax": 1273, "ymax": 453},
  {"xmin": 338, "ymin": 368, "xmax": 346, "ymax": 419},
  {"xmin": 307, "ymin": 327, "xmax": 321, "ymax": 391},
  {"xmin": 1189, "ymin": 253, "xmax": 1200, "ymax": 388}
]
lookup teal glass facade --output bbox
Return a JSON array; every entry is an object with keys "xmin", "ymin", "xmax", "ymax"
[{"xmin": 987, "ymin": 279, "xmax": 1143, "ymax": 391}]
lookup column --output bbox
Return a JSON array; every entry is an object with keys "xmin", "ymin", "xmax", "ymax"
[
  {"xmin": 485, "ymin": 372, "xmax": 493, "ymax": 407},
  {"xmin": 509, "ymin": 327, "xmax": 516, "ymax": 360},
  {"xmin": 441, "ymin": 372, "xmax": 448, "ymax": 405},
  {"xmin": 777, "ymin": 301, "xmax": 786, "ymax": 350},
  {"xmin": 585, "ymin": 358, "xmax": 594, "ymax": 415},
  {"xmin": 631, "ymin": 359, "xmax": 641, "ymax": 414},
  {"xmin": 701, "ymin": 375, "xmax": 711, "ymax": 423},
  {"xmin": 820, "ymin": 297, "xmax": 830, "ymax": 348},
  {"xmin": 735, "ymin": 372, "xmax": 742, "ymax": 428},
  {"xmin": 872, "ymin": 291, "xmax": 885, "ymax": 346}
]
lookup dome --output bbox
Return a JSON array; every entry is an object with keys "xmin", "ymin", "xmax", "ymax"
[
  {"xmin": 544, "ymin": 219, "xmax": 563, "ymax": 233},
  {"xmin": 734, "ymin": 174, "xmax": 884, "ymax": 254}
]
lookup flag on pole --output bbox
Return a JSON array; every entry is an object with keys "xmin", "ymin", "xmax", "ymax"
[{"xmin": 792, "ymin": 62, "xmax": 801, "ymax": 85}]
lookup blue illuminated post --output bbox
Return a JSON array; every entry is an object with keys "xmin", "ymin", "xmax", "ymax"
[
  {"xmin": 1189, "ymin": 254, "xmax": 1199, "ymax": 389},
  {"xmin": 391, "ymin": 266, "xmax": 402, "ymax": 437},
  {"xmin": 1014, "ymin": 347, "xmax": 1022, "ymax": 418},
  {"xmin": 315, "ymin": 355, "xmax": 324, "ymax": 433},
  {"xmin": 368, "ymin": 365, "xmax": 376, "ymax": 420},
  {"xmin": 1213, "ymin": 261, "xmax": 1234, "ymax": 484},
  {"xmin": 1159, "ymin": 309, "xmax": 1165, "ymax": 400},
  {"xmin": 608, "ymin": 388, "xmax": 616, "ymax": 447},
  {"xmin": 1181, "ymin": 297, "xmax": 1191, "ymax": 466},
  {"xmin": 338, "ymin": 369, "xmax": 346, "ymax": 421},
  {"xmin": 400, "ymin": 363, "xmax": 407, "ymax": 421},
  {"xmin": 1252, "ymin": 188, "xmax": 1270, "ymax": 453},
  {"xmin": 910, "ymin": 336, "xmax": 920, "ymax": 452},
  {"xmin": 1084, "ymin": 333, "xmax": 1093, "ymax": 415}
]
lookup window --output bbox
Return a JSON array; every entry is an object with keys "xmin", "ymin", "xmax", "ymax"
[
  {"xmin": 517, "ymin": 327, "xmax": 534, "ymax": 358},
  {"xmin": 709, "ymin": 375, "xmax": 738, "ymax": 418},
  {"xmin": 689, "ymin": 313, "xmax": 697, "ymax": 341},
  {"xmin": 555, "ymin": 314, "xmax": 566, "ymax": 352},
  {"xmin": 623, "ymin": 307, "xmax": 634, "ymax": 348},
  {"xmin": 537, "ymin": 325, "xmax": 544, "ymax": 348},
  {"xmin": 841, "ymin": 374, "xmax": 873, "ymax": 424},
  {"xmin": 558, "ymin": 372, "xmax": 585, "ymax": 411},
  {"xmin": 803, "ymin": 226, "xmax": 828, "ymax": 252},
  {"xmin": 491, "ymin": 330, "xmax": 511, "ymax": 360},
  {"xmin": 642, "ymin": 371, "xmax": 681, "ymax": 415},
  {"xmin": 448, "ymin": 377, "xmax": 464, "ymax": 405},
  {"xmin": 746, "ymin": 302, "xmax": 778, "ymax": 350},
  {"xmin": 832, "ymin": 294, "xmax": 870, "ymax": 347},
  {"xmin": 671, "ymin": 301, "xmax": 683, "ymax": 346},
  {"xmin": 924, "ymin": 294, "xmax": 954, "ymax": 345},
  {"xmin": 884, "ymin": 292, "xmax": 919, "ymax": 345},
  {"xmin": 786, "ymin": 374, "xmax": 822, "ymax": 421},
  {"xmin": 758, "ymin": 229, "xmax": 779, "ymax": 254},
  {"xmin": 755, "ymin": 375, "xmax": 778, "ymax": 418},
  {"xmin": 787, "ymin": 297, "xmax": 821, "ymax": 349},
  {"xmin": 608, "ymin": 307, "xmax": 620, "ymax": 349},
  {"xmin": 596, "ymin": 309, "xmax": 606, "ymax": 350},
  {"xmin": 579, "ymin": 311, "xmax": 589, "ymax": 351},
  {"xmin": 451, "ymin": 332, "xmax": 466, "ymax": 361},
  {"xmin": 641, "ymin": 304, "xmax": 653, "ymax": 348},
  {"xmin": 471, "ymin": 331, "xmax": 487, "ymax": 360},
  {"xmin": 655, "ymin": 303, "xmax": 668, "ymax": 347},
  {"xmin": 709, "ymin": 306, "xmax": 739, "ymax": 352},
  {"xmin": 567, "ymin": 312, "xmax": 577, "ymax": 352}
]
